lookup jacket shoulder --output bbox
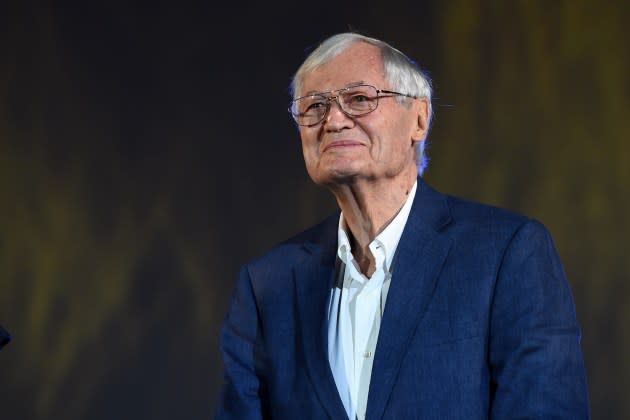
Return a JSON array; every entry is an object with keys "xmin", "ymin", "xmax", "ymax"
[
  {"xmin": 244, "ymin": 212, "xmax": 338, "ymax": 273},
  {"xmin": 439, "ymin": 194, "xmax": 561, "ymax": 263},
  {"xmin": 444, "ymin": 193, "xmax": 532, "ymax": 230}
]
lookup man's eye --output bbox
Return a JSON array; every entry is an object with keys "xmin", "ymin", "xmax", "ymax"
[
  {"xmin": 305, "ymin": 101, "xmax": 326, "ymax": 112},
  {"xmin": 349, "ymin": 94, "xmax": 370, "ymax": 103}
]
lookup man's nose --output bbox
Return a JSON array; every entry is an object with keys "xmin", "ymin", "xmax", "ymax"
[{"xmin": 323, "ymin": 97, "xmax": 353, "ymax": 131}]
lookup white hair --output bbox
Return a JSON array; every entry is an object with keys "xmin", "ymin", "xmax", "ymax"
[{"xmin": 290, "ymin": 33, "xmax": 434, "ymax": 174}]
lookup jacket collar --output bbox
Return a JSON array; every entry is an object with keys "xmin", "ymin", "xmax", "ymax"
[{"xmin": 367, "ymin": 178, "xmax": 452, "ymax": 420}]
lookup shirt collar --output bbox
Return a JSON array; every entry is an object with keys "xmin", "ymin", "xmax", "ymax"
[{"xmin": 337, "ymin": 180, "xmax": 418, "ymax": 272}]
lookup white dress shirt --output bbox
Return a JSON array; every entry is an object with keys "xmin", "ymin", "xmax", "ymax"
[{"xmin": 327, "ymin": 181, "xmax": 417, "ymax": 420}]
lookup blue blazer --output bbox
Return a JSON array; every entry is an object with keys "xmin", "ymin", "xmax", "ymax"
[{"xmin": 216, "ymin": 179, "xmax": 589, "ymax": 419}]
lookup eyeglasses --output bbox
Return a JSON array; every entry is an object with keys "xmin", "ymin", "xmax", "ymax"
[{"xmin": 289, "ymin": 84, "xmax": 417, "ymax": 127}]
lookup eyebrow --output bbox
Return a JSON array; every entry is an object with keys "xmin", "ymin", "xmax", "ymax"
[{"xmin": 302, "ymin": 81, "xmax": 367, "ymax": 97}]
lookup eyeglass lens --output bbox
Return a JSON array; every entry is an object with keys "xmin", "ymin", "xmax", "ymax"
[{"xmin": 292, "ymin": 85, "xmax": 379, "ymax": 126}]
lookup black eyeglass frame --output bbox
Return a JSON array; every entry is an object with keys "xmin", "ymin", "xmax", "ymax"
[{"xmin": 288, "ymin": 84, "xmax": 417, "ymax": 127}]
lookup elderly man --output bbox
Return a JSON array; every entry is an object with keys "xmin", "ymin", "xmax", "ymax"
[{"xmin": 216, "ymin": 33, "xmax": 589, "ymax": 419}]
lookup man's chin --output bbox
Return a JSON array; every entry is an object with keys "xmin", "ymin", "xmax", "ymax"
[
  {"xmin": 306, "ymin": 159, "xmax": 373, "ymax": 186},
  {"xmin": 313, "ymin": 169, "xmax": 365, "ymax": 187}
]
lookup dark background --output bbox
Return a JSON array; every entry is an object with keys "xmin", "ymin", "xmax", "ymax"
[{"xmin": 1, "ymin": 1, "xmax": 628, "ymax": 418}]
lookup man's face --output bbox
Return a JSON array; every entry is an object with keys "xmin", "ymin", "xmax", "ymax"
[{"xmin": 298, "ymin": 42, "xmax": 429, "ymax": 188}]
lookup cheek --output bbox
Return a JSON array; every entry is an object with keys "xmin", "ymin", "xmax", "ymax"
[
  {"xmin": 300, "ymin": 137, "xmax": 318, "ymax": 168},
  {"xmin": 369, "ymin": 122, "xmax": 414, "ymax": 161},
  {"xmin": 300, "ymin": 131, "xmax": 320, "ymax": 153}
]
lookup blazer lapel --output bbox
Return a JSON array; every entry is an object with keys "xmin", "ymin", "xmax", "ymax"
[
  {"xmin": 367, "ymin": 179, "xmax": 453, "ymax": 420},
  {"xmin": 294, "ymin": 218, "xmax": 349, "ymax": 420}
]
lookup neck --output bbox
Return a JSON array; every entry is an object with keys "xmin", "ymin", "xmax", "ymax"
[{"xmin": 331, "ymin": 169, "xmax": 417, "ymax": 276}]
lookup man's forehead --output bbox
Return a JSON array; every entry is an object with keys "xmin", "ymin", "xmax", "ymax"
[
  {"xmin": 301, "ymin": 43, "xmax": 386, "ymax": 94},
  {"xmin": 301, "ymin": 81, "xmax": 368, "ymax": 96}
]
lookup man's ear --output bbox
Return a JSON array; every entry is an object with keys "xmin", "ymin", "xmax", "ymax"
[{"xmin": 411, "ymin": 98, "xmax": 430, "ymax": 141}]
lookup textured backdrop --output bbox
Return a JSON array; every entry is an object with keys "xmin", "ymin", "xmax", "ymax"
[{"xmin": 1, "ymin": 1, "xmax": 628, "ymax": 418}]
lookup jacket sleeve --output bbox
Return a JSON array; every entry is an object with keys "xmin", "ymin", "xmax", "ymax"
[
  {"xmin": 215, "ymin": 265, "xmax": 265, "ymax": 420},
  {"xmin": 489, "ymin": 220, "xmax": 590, "ymax": 419}
]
